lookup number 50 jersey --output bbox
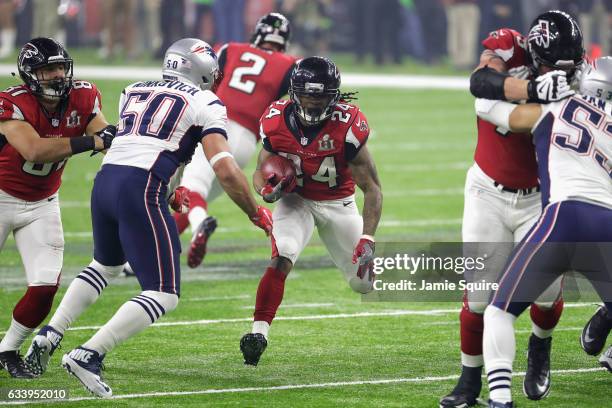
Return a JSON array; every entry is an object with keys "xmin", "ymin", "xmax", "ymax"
[
  {"xmin": 104, "ymin": 80, "xmax": 228, "ymax": 185},
  {"xmin": 260, "ymin": 100, "xmax": 370, "ymax": 201}
]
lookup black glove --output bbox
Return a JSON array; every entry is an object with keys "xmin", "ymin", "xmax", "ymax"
[{"xmin": 91, "ymin": 125, "xmax": 117, "ymax": 155}]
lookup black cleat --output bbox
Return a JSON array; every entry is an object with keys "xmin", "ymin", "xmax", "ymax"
[
  {"xmin": 0, "ymin": 350, "xmax": 36, "ymax": 378},
  {"xmin": 439, "ymin": 365, "xmax": 482, "ymax": 407},
  {"xmin": 488, "ymin": 400, "xmax": 514, "ymax": 408},
  {"xmin": 599, "ymin": 346, "xmax": 612, "ymax": 372},
  {"xmin": 581, "ymin": 306, "xmax": 612, "ymax": 356},
  {"xmin": 523, "ymin": 334, "xmax": 551, "ymax": 400},
  {"xmin": 240, "ymin": 333, "xmax": 267, "ymax": 366},
  {"xmin": 187, "ymin": 216, "xmax": 217, "ymax": 268}
]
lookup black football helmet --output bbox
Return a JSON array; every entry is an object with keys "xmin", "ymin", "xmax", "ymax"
[
  {"xmin": 527, "ymin": 10, "xmax": 584, "ymax": 76},
  {"xmin": 250, "ymin": 13, "xmax": 291, "ymax": 51},
  {"xmin": 17, "ymin": 37, "xmax": 73, "ymax": 99},
  {"xmin": 289, "ymin": 56, "xmax": 341, "ymax": 126}
]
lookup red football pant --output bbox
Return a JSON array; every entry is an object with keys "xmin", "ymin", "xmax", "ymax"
[{"xmin": 253, "ymin": 267, "xmax": 287, "ymax": 324}]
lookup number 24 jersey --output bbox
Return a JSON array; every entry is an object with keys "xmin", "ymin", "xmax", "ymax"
[{"xmin": 260, "ymin": 100, "xmax": 370, "ymax": 201}]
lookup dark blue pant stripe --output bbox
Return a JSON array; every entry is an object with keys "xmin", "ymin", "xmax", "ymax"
[
  {"xmin": 85, "ymin": 266, "xmax": 108, "ymax": 287},
  {"xmin": 488, "ymin": 368, "xmax": 512, "ymax": 376},
  {"xmin": 81, "ymin": 269, "xmax": 106, "ymax": 291},
  {"xmin": 76, "ymin": 274, "xmax": 102, "ymax": 295},
  {"xmin": 134, "ymin": 296, "xmax": 161, "ymax": 319},
  {"xmin": 138, "ymin": 295, "xmax": 166, "ymax": 316},
  {"xmin": 130, "ymin": 298, "xmax": 156, "ymax": 323},
  {"xmin": 488, "ymin": 376, "xmax": 511, "ymax": 384}
]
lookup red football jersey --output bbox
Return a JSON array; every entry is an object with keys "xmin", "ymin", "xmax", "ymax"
[
  {"xmin": 260, "ymin": 100, "xmax": 370, "ymax": 201},
  {"xmin": 0, "ymin": 81, "xmax": 102, "ymax": 201},
  {"xmin": 475, "ymin": 28, "xmax": 539, "ymax": 188},
  {"xmin": 216, "ymin": 42, "xmax": 297, "ymax": 137}
]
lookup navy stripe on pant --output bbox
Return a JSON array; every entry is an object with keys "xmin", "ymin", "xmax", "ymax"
[
  {"xmin": 491, "ymin": 200, "xmax": 612, "ymax": 316},
  {"xmin": 91, "ymin": 164, "xmax": 181, "ymax": 295}
]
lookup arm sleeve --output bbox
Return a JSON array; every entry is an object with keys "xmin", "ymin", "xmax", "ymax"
[
  {"xmin": 345, "ymin": 110, "xmax": 370, "ymax": 161},
  {"xmin": 276, "ymin": 63, "xmax": 296, "ymax": 99}
]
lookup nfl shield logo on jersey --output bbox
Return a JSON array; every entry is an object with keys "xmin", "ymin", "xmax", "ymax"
[
  {"xmin": 66, "ymin": 110, "xmax": 81, "ymax": 128},
  {"xmin": 318, "ymin": 134, "xmax": 334, "ymax": 151}
]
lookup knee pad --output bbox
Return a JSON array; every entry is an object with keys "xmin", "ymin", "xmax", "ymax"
[
  {"xmin": 140, "ymin": 290, "xmax": 179, "ymax": 315},
  {"xmin": 90, "ymin": 259, "xmax": 124, "ymax": 280},
  {"xmin": 466, "ymin": 300, "xmax": 488, "ymax": 314}
]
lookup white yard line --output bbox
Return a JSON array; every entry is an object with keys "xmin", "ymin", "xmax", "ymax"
[
  {"xmin": 241, "ymin": 302, "xmax": 335, "ymax": 309},
  {"xmin": 0, "ymin": 65, "xmax": 470, "ymax": 89},
  {"xmin": 182, "ymin": 294, "xmax": 251, "ymax": 302},
  {"xmin": 0, "ymin": 367, "xmax": 604, "ymax": 405}
]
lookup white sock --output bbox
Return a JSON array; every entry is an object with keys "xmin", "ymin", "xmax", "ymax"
[
  {"xmin": 83, "ymin": 291, "xmax": 177, "ymax": 355},
  {"xmin": 531, "ymin": 322, "xmax": 554, "ymax": 339},
  {"xmin": 49, "ymin": 262, "xmax": 117, "ymax": 334},
  {"xmin": 188, "ymin": 207, "xmax": 208, "ymax": 234},
  {"xmin": 483, "ymin": 306, "xmax": 516, "ymax": 403},
  {"xmin": 461, "ymin": 352, "xmax": 483, "ymax": 367},
  {"xmin": 252, "ymin": 321, "xmax": 270, "ymax": 339},
  {"xmin": 0, "ymin": 318, "xmax": 34, "ymax": 352}
]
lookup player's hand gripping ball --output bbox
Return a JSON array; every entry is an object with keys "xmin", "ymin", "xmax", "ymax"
[{"xmin": 260, "ymin": 155, "xmax": 297, "ymax": 203}]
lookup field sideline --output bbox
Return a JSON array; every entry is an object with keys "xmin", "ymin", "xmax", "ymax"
[{"xmin": 0, "ymin": 72, "xmax": 608, "ymax": 407}]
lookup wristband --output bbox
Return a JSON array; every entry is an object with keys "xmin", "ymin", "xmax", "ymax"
[
  {"xmin": 361, "ymin": 234, "xmax": 375, "ymax": 242},
  {"xmin": 70, "ymin": 136, "xmax": 95, "ymax": 155},
  {"xmin": 469, "ymin": 66, "xmax": 509, "ymax": 101},
  {"xmin": 209, "ymin": 151, "xmax": 233, "ymax": 167}
]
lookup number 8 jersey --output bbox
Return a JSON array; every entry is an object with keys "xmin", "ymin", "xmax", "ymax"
[
  {"xmin": 260, "ymin": 99, "xmax": 370, "ymax": 201},
  {"xmin": 0, "ymin": 81, "xmax": 101, "ymax": 201}
]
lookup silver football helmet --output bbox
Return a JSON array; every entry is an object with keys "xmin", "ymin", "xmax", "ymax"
[
  {"xmin": 162, "ymin": 38, "xmax": 219, "ymax": 91},
  {"xmin": 579, "ymin": 56, "xmax": 612, "ymax": 101}
]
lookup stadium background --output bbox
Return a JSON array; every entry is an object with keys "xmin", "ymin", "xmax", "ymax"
[{"xmin": 0, "ymin": 1, "xmax": 610, "ymax": 406}]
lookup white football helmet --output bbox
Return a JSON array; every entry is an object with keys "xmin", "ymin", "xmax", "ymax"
[
  {"xmin": 579, "ymin": 56, "xmax": 612, "ymax": 101},
  {"xmin": 162, "ymin": 38, "xmax": 219, "ymax": 91}
]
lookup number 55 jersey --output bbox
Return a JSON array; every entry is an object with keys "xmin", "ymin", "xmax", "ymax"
[
  {"xmin": 0, "ymin": 81, "xmax": 101, "ymax": 201},
  {"xmin": 103, "ymin": 80, "xmax": 227, "ymax": 188},
  {"xmin": 533, "ymin": 94, "xmax": 612, "ymax": 208},
  {"xmin": 260, "ymin": 99, "xmax": 370, "ymax": 201}
]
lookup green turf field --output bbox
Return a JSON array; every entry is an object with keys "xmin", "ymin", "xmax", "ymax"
[{"xmin": 0, "ymin": 77, "xmax": 608, "ymax": 407}]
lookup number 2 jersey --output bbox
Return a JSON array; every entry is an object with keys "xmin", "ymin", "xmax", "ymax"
[
  {"xmin": 216, "ymin": 42, "xmax": 297, "ymax": 137},
  {"xmin": 476, "ymin": 28, "xmax": 539, "ymax": 189},
  {"xmin": 532, "ymin": 94, "xmax": 612, "ymax": 208},
  {"xmin": 0, "ymin": 82, "xmax": 101, "ymax": 201},
  {"xmin": 260, "ymin": 100, "xmax": 370, "ymax": 201},
  {"xmin": 103, "ymin": 80, "xmax": 227, "ymax": 189}
]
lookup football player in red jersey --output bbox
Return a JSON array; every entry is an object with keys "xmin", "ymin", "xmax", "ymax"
[
  {"xmin": 239, "ymin": 56, "xmax": 382, "ymax": 366},
  {"xmin": 0, "ymin": 38, "xmax": 115, "ymax": 378},
  {"xmin": 172, "ymin": 12, "xmax": 299, "ymax": 269},
  {"xmin": 440, "ymin": 11, "xmax": 584, "ymax": 407}
]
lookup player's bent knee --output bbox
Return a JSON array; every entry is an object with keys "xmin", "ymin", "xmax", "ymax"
[
  {"xmin": 141, "ymin": 290, "xmax": 179, "ymax": 314},
  {"xmin": 90, "ymin": 259, "xmax": 124, "ymax": 279},
  {"xmin": 275, "ymin": 239, "xmax": 300, "ymax": 264},
  {"xmin": 467, "ymin": 301, "xmax": 488, "ymax": 314}
]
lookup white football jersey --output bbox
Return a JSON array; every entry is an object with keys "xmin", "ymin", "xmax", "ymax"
[
  {"xmin": 103, "ymin": 80, "xmax": 227, "ymax": 186},
  {"xmin": 533, "ymin": 94, "xmax": 612, "ymax": 207}
]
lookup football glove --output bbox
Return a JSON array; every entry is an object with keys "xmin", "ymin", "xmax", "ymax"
[
  {"xmin": 91, "ymin": 124, "xmax": 117, "ymax": 156},
  {"xmin": 570, "ymin": 60, "xmax": 588, "ymax": 88},
  {"xmin": 260, "ymin": 174, "xmax": 296, "ymax": 203},
  {"xmin": 250, "ymin": 205, "xmax": 273, "ymax": 236},
  {"xmin": 352, "ymin": 235, "xmax": 375, "ymax": 279},
  {"xmin": 527, "ymin": 70, "xmax": 574, "ymax": 103},
  {"xmin": 169, "ymin": 186, "xmax": 190, "ymax": 213}
]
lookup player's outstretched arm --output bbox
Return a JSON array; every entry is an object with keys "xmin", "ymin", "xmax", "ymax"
[
  {"xmin": 203, "ymin": 133, "xmax": 273, "ymax": 235},
  {"xmin": 475, "ymin": 98, "xmax": 542, "ymax": 133},
  {"xmin": 0, "ymin": 119, "xmax": 108, "ymax": 163},
  {"xmin": 349, "ymin": 145, "xmax": 382, "ymax": 237}
]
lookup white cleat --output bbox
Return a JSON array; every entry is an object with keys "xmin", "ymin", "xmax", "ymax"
[
  {"xmin": 24, "ymin": 325, "xmax": 63, "ymax": 376},
  {"xmin": 62, "ymin": 347, "xmax": 112, "ymax": 398}
]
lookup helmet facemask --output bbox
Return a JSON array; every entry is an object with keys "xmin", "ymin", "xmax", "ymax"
[
  {"xmin": 33, "ymin": 60, "xmax": 74, "ymax": 100},
  {"xmin": 290, "ymin": 83, "xmax": 340, "ymax": 127}
]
